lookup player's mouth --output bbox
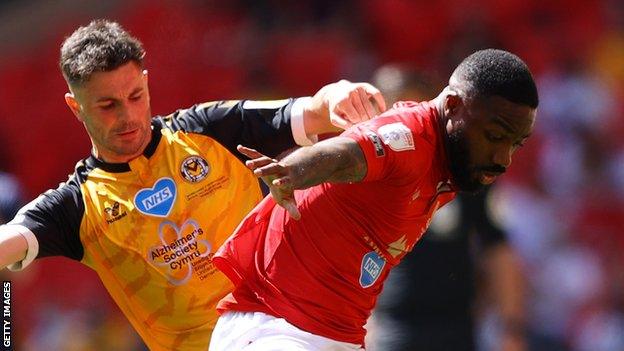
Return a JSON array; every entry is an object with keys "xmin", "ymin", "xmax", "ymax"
[
  {"xmin": 116, "ymin": 128, "xmax": 139, "ymax": 138},
  {"xmin": 478, "ymin": 171, "xmax": 501, "ymax": 185}
]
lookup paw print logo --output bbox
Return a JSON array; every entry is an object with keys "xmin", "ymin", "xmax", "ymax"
[{"xmin": 147, "ymin": 219, "xmax": 211, "ymax": 286}]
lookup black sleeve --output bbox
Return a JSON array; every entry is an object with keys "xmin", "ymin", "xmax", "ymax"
[
  {"xmin": 464, "ymin": 186, "xmax": 507, "ymax": 248},
  {"xmin": 156, "ymin": 99, "xmax": 300, "ymax": 160},
  {"xmin": 9, "ymin": 175, "xmax": 84, "ymax": 261}
]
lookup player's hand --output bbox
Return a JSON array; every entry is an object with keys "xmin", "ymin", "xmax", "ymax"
[
  {"xmin": 324, "ymin": 79, "xmax": 387, "ymax": 128},
  {"xmin": 305, "ymin": 80, "xmax": 387, "ymax": 133},
  {"xmin": 237, "ymin": 145, "xmax": 301, "ymax": 220}
]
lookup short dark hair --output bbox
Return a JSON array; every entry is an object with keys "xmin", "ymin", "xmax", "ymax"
[
  {"xmin": 451, "ymin": 49, "xmax": 539, "ymax": 108},
  {"xmin": 60, "ymin": 19, "xmax": 145, "ymax": 85}
]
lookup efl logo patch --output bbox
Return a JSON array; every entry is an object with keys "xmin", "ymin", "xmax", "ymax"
[
  {"xmin": 366, "ymin": 131, "xmax": 385, "ymax": 157},
  {"xmin": 359, "ymin": 251, "xmax": 386, "ymax": 288},
  {"xmin": 180, "ymin": 155, "xmax": 210, "ymax": 183},
  {"xmin": 134, "ymin": 177, "xmax": 177, "ymax": 217},
  {"xmin": 378, "ymin": 122, "xmax": 415, "ymax": 152}
]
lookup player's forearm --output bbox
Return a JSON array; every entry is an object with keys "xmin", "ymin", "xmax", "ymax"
[
  {"xmin": 0, "ymin": 226, "xmax": 28, "ymax": 270},
  {"xmin": 283, "ymin": 137, "xmax": 367, "ymax": 189}
]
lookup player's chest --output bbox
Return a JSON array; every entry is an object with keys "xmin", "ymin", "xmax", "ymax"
[
  {"xmin": 81, "ymin": 143, "xmax": 260, "ymax": 251},
  {"xmin": 372, "ymin": 179, "xmax": 456, "ymax": 259}
]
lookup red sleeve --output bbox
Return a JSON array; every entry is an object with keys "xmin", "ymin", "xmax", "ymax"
[{"xmin": 341, "ymin": 111, "xmax": 434, "ymax": 183}]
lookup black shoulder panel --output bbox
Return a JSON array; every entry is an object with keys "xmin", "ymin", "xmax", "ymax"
[
  {"xmin": 11, "ymin": 163, "xmax": 87, "ymax": 261},
  {"xmin": 154, "ymin": 99, "xmax": 299, "ymax": 160}
]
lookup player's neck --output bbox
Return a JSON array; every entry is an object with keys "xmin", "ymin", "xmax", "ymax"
[
  {"xmin": 432, "ymin": 87, "xmax": 452, "ymax": 120},
  {"xmin": 91, "ymin": 145, "xmax": 144, "ymax": 164}
]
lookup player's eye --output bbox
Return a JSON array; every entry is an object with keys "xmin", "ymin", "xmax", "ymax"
[
  {"xmin": 485, "ymin": 131, "xmax": 504, "ymax": 142},
  {"xmin": 99, "ymin": 103, "xmax": 115, "ymax": 110},
  {"xmin": 130, "ymin": 94, "xmax": 142, "ymax": 101},
  {"xmin": 513, "ymin": 138, "xmax": 528, "ymax": 149}
]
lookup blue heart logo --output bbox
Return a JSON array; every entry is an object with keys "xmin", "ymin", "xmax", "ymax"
[
  {"xmin": 359, "ymin": 251, "xmax": 386, "ymax": 288},
  {"xmin": 134, "ymin": 177, "xmax": 177, "ymax": 217}
]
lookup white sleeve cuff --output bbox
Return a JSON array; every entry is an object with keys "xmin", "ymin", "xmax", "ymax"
[
  {"xmin": 6, "ymin": 225, "xmax": 39, "ymax": 271},
  {"xmin": 290, "ymin": 97, "xmax": 318, "ymax": 146}
]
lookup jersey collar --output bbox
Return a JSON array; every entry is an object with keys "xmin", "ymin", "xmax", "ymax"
[{"xmin": 85, "ymin": 123, "xmax": 162, "ymax": 173}]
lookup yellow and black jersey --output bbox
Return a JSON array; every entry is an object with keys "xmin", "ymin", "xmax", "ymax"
[{"xmin": 6, "ymin": 98, "xmax": 310, "ymax": 350}]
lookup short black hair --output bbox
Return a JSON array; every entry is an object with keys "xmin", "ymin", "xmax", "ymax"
[
  {"xmin": 450, "ymin": 49, "xmax": 539, "ymax": 108},
  {"xmin": 60, "ymin": 19, "xmax": 145, "ymax": 86}
]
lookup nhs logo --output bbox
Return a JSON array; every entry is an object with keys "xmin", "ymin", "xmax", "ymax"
[
  {"xmin": 134, "ymin": 177, "xmax": 177, "ymax": 217},
  {"xmin": 143, "ymin": 188, "xmax": 172, "ymax": 210},
  {"xmin": 359, "ymin": 251, "xmax": 386, "ymax": 288}
]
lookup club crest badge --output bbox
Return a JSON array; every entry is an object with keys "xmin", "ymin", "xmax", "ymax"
[
  {"xmin": 134, "ymin": 177, "xmax": 177, "ymax": 217},
  {"xmin": 180, "ymin": 155, "xmax": 210, "ymax": 183},
  {"xmin": 378, "ymin": 122, "xmax": 415, "ymax": 152},
  {"xmin": 359, "ymin": 251, "xmax": 386, "ymax": 288}
]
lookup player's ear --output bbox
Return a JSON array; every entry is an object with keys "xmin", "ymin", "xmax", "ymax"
[
  {"xmin": 442, "ymin": 89, "xmax": 468, "ymax": 135},
  {"xmin": 142, "ymin": 69, "xmax": 151, "ymax": 102},
  {"xmin": 64, "ymin": 92, "xmax": 83, "ymax": 122},
  {"xmin": 444, "ymin": 90, "xmax": 462, "ymax": 119}
]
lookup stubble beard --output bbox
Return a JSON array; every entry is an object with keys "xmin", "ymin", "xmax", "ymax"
[{"xmin": 446, "ymin": 127, "xmax": 485, "ymax": 193}]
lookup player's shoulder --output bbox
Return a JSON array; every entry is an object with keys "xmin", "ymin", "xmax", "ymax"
[
  {"xmin": 150, "ymin": 100, "xmax": 243, "ymax": 135},
  {"xmin": 150, "ymin": 106, "xmax": 194, "ymax": 134},
  {"xmin": 45, "ymin": 159, "xmax": 90, "ymax": 200},
  {"xmin": 41, "ymin": 158, "xmax": 93, "ymax": 202},
  {"xmin": 366, "ymin": 100, "xmax": 439, "ymax": 146},
  {"xmin": 384, "ymin": 100, "xmax": 436, "ymax": 127},
  {"xmin": 11, "ymin": 160, "xmax": 87, "ymax": 222},
  {"xmin": 151, "ymin": 112, "xmax": 179, "ymax": 133}
]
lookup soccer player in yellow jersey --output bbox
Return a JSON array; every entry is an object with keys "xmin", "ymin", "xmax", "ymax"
[{"xmin": 0, "ymin": 20, "xmax": 386, "ymax": 350}]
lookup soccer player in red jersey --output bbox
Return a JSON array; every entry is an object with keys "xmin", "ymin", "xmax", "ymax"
[{"xmin": 211, "ymin": 49, "xmax": 539, "ymax": 350}]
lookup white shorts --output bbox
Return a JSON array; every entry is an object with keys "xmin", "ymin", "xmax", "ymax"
[{"xmin": 209, "ymin": 311, "xmax": 365, "ymax": 351}]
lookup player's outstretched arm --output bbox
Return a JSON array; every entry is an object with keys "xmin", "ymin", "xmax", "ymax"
[
  {"xmin": 238, "ymin": 137, "xmax": 366, "ymax": 219},
  {"xmin": 0, "ymin": 226, "xmax": 28, "ymax": 270},
  {"xmin": 173, "ymin": 80, "xmax": 385, "ymax": 160}
]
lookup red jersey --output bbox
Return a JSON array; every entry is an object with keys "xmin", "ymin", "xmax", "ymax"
[{"xmin": 214, "ymin": 101, "xmax": 457, "ymax": 344}]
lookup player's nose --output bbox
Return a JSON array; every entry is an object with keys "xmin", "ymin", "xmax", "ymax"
[{"xmin": 492, "ymin": 145, "xmax": 512, "ymax": 169}]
